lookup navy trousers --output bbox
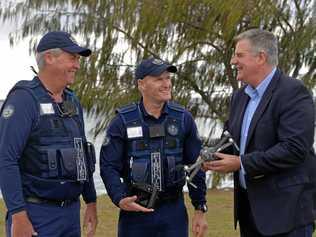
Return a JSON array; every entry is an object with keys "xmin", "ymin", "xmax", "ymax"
[
  {"xmin": 6, "ymin": 200, "xmax": 81, "ymax": 237},
  {"xmin": 238, "ymin": 188, "xmax": 314, "ymax": 237},
  {"xmin": 118, "ymin": 197, "xmax": 188, "ymax": 237}
]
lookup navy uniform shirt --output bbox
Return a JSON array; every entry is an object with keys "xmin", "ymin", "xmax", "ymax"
[
  {"xmin": 100, "ymin": 101, "xmax": 206, "ymax": 207},
  {"xmin": 0, "ymin": 87, "xmax": 96, "ymax": 215}
]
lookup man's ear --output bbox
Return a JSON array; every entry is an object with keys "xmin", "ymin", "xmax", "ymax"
[
  {"xmin": 44, "ymin": 51, "xmax": 55, "ymax": 65},
  {"xmin": 137, "ymin": 79, "xmax": 144, "ymax": 91},
  {"xmin": 257, "ymin": 50, "xmax": 268, "ymax": 65}
]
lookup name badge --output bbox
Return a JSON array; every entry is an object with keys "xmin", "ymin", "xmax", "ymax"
[
  {"xmin": 40, "ymin": 103, "xmax": 55, "ymax": 115},
  {"xmin": 127, "ymin": 126, "xmax": 143, "ymax": 138}
]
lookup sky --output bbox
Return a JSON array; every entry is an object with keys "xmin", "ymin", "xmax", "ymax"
[
  {"xmin": 0, "ymin": 2, "xmax": 314, "ymax": 100},
  {"xmin": 0, "ymin": 21, "xmax": 36, "ymax": 100}
]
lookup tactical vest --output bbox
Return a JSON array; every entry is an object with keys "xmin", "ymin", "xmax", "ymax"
[
  {"xmin": 4, "ymin": 77, "xmax": 95, "ymax": 200},
  {"xmin": 117, "ymin": 102, "xmax": 186, "ymax": 192}
]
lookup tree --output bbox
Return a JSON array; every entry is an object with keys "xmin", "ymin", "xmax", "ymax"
[
  {"xmin": 1, "ymin": 0, "xmax": 315, "ymax": 138},
  {"xmin": 1, "ymin": 0, "xmax": 315, "ymax": 189}
]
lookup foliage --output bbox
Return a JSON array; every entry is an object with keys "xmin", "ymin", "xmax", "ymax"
[{"xmin": 0, "ymin": 0, "xmax": 315, "ymax": 137}]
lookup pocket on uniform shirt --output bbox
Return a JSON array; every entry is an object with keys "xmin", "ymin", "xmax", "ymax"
[
  {"xmin": 131, "ymin": 159, "xmax": 150, "ymax": 184},
  {"xmin": 165, "ymin": 156, "xmax": 185, "ymax": 187},
  {"xmin": 59, "ymin": 148, "xmax": 77, "ymax": 177}
]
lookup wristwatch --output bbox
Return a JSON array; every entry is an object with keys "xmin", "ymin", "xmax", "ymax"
[{"xmin": 194, "ymin": 203, "xmax": 208, "ymax": 213}]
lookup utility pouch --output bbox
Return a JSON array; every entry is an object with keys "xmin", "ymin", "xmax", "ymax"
[
  {"xmin": 165, "ymin": 156, "xmax": 185, "ymax": 187},
  {"xmin": 47, "ymin": 149, "xmax": 58, "ymax": 178},
  {"xmin": 131, "ymin": 159, "xmax": 149, "ymax": 183},
  {"xmin": 174, "ymin": 164, "xmax": 186, "ymax": 186},
  {"xmin": 60, "ymin": 148, "xmax": 77, "ymax": 176},
  {"xmin": 165, "ymin": 156, "xmax": 176, "ymax": 187}
]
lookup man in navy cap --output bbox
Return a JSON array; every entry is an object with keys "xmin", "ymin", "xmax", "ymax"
[
  {"xmin": 100, "ymin": 57, "xmax": 208, "ymax": 237},
  {"xmin": 0, "ymin": 31, "xmax": 97, "ymax": 237}
]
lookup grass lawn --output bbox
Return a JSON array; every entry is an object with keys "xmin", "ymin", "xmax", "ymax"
[
  {"xmin": 1, "ymin": 189, "xmax": 315, "ymax": 237},
  {"xmin": 84, "ymin": 189, "xmax": 239, "ymax": 237}
]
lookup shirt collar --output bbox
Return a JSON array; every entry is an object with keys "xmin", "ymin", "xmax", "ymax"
[
  {"xmin": 245, "ymin": 67, "xmax": 276, "ymax": 99},
  {"xmin": 139, "ymin": 99, "xmax": 169, "ymax": 118}
]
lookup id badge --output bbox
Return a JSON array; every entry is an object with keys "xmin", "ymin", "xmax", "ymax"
[
  {"xmin": 40, "ymin": 103, "xmax": 55, "ymax": 115},
  {"xmin": 127, "ymin": 126, "xmax": 143, "ymax": 138}
]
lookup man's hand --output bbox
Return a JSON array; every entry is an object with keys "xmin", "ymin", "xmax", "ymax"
[
  {"xmin": 203, "ymin": 152, "xmax": 241, "ymax": 173},
  {"xmin": 83, "ymin": 202, "xmax": 98, "ymax": 237},
  {"xmin": 118, "ymin": 196, "xmax": 154, "ymax": 212},
  {"xmin": 11, "ymin": 210, "xmax": 37, "ymax": 237},
  {"xmin": 192, "ymin": 210, "xmax": 208, "ymax": 237}
]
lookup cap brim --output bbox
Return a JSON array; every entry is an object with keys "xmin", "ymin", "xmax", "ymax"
[
  {"xmin": 149, "ymin": 64, "xmax": 177, "ymax": 77},
  {"xmin": 62, "ymin": 45, "xmax": 91, "ymax": 57}
]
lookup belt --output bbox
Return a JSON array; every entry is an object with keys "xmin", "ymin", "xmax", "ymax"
[
  {"xmin": 132, "ymin": 189, "xmax": 183, "ymax": 207},
  {"xmin": 158, "ymin": 191, "xmax": 183, "ymax": 202},
  {"xmin": 25, "ymin": 196, "xmax": 78, "ymax": 207},
  {"xmin": 155, "ymin": 191, "xmax": 183, "ymax": 207}
]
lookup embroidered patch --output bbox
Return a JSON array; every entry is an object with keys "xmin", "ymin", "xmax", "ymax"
[
  {"xmin": 152, "ymin": 58, "xmax": 164, "ymax": 65},
  {"xmin": 167, "ymin": 124, "xmax": 179, "ymax": 136},
  {"xmin": 1, "ymin": 105, "xmax": 14, "ymax": 119}
]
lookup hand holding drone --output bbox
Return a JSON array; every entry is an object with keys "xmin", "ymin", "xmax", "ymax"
[{"xmin": 184, "ymin": 130, "xmax": 239, "ymax": 188}]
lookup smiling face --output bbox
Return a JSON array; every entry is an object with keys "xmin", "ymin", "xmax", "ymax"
[
  {"xmin": 46, "ymin": 50, "xmax": 81, "ymax": 86},
  {"xmin": 230, "ymin": 39, "xmax": 262, "ymax": 86},
  {"xmin": 138, "ymin": 71, "xmax": 172, "ymax": 105}
]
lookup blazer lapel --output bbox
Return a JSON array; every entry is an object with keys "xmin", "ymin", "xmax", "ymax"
[
  {"xmin": 233, "ymin": 91, "xmax": 249, "ymax": 146},
  {"xmin": 245, "ymin": 69, "xmax": 281, "ymax": 150}
]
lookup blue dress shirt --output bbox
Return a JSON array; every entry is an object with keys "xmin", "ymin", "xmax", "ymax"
[{"xmin": 239, "ymin": 68, "xmax": 276, "ymax": 188}]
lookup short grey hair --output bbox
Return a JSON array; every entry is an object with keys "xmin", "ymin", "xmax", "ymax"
[
  {"xmin": 35, "ymin": 48, "xmax": 63, "ymax": 70},
  {"xmin": 234, "ymin": 29, "xmax": 278, "ymax": 66}
]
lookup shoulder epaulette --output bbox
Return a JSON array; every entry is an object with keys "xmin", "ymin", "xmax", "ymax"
[
  {"xmin": 116, "ymin": 103, "xmax": 137, "ymax": 114},
  {"xmin": 13, "ymin": 77, "xmax": 40, "ymax": 90},
  {"xmin": 167, "ymin": 101, "xmax": 185, "ymax": 112}
]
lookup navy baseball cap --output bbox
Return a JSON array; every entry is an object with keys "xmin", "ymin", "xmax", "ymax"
[
  {"xmin": 135, "ymin": 57, "xmax": 177, "ymax": 80},
  {"xmin": 36, "ymin": 31, "xmax": 91, "ymax": 57}
]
